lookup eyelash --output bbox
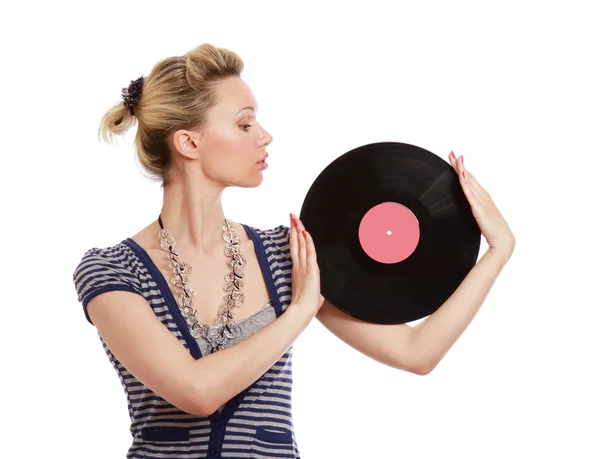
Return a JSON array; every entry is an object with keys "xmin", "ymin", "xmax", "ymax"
[{"xmin": 241, "ymin": 121, "xmax": 260, "ymax": 132}]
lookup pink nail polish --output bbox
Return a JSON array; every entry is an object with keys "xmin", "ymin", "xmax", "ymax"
[
  {"xmin": 450, "ymin": 151, "xmax": 455, "ymax": 158},
  {"xmin": 462, "ymin": 171, "xmax": 466, "ymax": 178}
]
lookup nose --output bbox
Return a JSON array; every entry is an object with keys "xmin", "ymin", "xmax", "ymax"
[{"xmin": 258, "ymin": 123, "xmax": 273, "ymax": 146}]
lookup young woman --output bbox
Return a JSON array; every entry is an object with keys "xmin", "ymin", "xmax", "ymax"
[{"xmin": 73, "ymin": 43, "xmax": 515, "ymax": 459}]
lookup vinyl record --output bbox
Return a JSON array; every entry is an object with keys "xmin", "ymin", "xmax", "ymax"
[{"xmin": 299, "ymin": 142, "xmax": 481, "ymax": 324}]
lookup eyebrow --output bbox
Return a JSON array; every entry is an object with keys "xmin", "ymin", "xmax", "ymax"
[{"xmin": 236, "ymin": 106, "xmax": 256, "ymax": 115}]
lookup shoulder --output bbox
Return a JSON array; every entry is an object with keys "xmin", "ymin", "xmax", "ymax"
[
  {"xmin": 72, "ymin": 242, "xmax": 143, "ymax": 322},
  {"xmin": 250, "ymin": 224, "xmax": 290, "ymax": 243},
  {"xmin": 72, "ymin": 242, "xmax": 138, "ymax": 278},
  {"xmin": 245, "ymin": 224, "xmax": 290, "ymax": 251}
]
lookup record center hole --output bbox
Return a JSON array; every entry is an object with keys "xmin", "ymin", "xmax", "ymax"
[{"xmin": 386, "ymin": 230, "xmax": 392, "ymax": 236}]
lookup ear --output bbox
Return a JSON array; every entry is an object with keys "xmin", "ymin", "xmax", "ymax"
[{"xmin": 171, "ymin": 128, "xmax": 204, "ymax": 160}]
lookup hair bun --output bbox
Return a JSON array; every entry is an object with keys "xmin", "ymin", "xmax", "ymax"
[{"xmin": 121, "ymin": 76, "xmax": 145, "ymax": 115}]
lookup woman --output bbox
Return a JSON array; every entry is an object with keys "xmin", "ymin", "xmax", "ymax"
[{"xmin": 73, "ymin": 43, "xmax": 515, "ymax": 458}]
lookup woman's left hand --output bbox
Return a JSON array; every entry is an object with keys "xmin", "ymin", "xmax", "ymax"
[{"xmin": 449, "ymin": 151, "xmax": 515, "ymax": 258}]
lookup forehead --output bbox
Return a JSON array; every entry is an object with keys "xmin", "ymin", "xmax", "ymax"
[{"xmin": 212, "ymin": 77, "xmax": 258, "ymax": 115}]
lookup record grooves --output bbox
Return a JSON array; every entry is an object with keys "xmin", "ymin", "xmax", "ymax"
[{"xmin": 299, "ymin": 142, "xmax": 481, "ymax": 324}]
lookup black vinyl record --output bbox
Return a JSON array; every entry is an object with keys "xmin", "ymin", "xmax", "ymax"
[{"xmin": 299, "ymin": 142, "xmax": 481, "ymax": 324}]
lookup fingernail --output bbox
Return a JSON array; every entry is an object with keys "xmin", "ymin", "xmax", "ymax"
[
  {"xmin": 302, "ymin": 230, "xmax": 307, "ymax": 237},
  {"xmin": 450, "ymin": 151, "xmax": 455, "ymax": 158},
  {"xmin": 462, "ymin": 171, "xmax": 466, "ymax": 178},
  {"xmin": 460, "ymin": 156, "xmax": 464, "ymax": 164}
]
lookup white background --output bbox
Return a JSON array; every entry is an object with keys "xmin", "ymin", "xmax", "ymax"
[{"xmin": 2, "ymin": 0, "xmax": 599, "ymax": 458}]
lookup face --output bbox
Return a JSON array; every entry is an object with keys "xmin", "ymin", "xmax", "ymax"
[{"xmin": 172, "ymin": 76, "xmax": 273, "ymax": 188}]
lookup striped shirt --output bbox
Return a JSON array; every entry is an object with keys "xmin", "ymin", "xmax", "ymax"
[{"xmin": 72, "ymin": 224, "xmax": 300, "ymax": 458}]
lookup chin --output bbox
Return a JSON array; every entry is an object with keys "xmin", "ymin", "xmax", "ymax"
[{"xmin": 233, "ymin": 173, "xmax": 264, "ymax": 189}]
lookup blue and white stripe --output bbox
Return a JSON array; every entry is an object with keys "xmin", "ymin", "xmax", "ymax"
[{"xmin": 73, "ymin": 225, "xmax": 300, "ymax": 458}]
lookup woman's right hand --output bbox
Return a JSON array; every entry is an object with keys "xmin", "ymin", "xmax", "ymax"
[{"xmin": 289, "ymin": 213, "xmax": 325, "ymax": 316}]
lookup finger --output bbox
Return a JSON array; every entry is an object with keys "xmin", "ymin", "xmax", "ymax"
[
  {"xmin": 459, "ymin": 172, "xmax": 476, "ymax": 203},
  {"xmin": 295, "ymin": 216, "xmax": 306, "ymax": 232},
  {"xmin": 465, "ymin": 170, "xmax": 489, "ymax": 199},
  {"xmin": 458, "ymin": 158, "xmax": 481, "ymax": 204},
  {"xmin": 289, "ymin": 214, "xmax": 299, "ymax": 267},
  {"xmin": 296, "ymin": 217, "xmax": 307, "ymax": 268},
  {"xmin": 448, "ymin": 151, "xmax": 458, "ymax": 171},
  {"xmin": 463, "ymin": 170, "xmax": 482, "ymax": 200},
  {"xmin": 459, "ymin": 157, "xmax": 484, "ymax": 201},
  {"xmin": 303, "ymin": 230, "xmax": 319, "ymax": 272},
  {"xmin": 296, "ymin": 217, "xmax": 312, "ymax": 266}
]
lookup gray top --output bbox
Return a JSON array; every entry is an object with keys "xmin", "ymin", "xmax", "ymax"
[{"xmin": 195, "ymin": 301, "xmax": 278, "ymax": 412}]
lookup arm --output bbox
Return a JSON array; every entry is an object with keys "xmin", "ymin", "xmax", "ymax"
[
  {"xmin": 409, "ymin": 247, "xmax": 510, "ymax": 373},
  {"xmin": 316, "ymin": 247, "xmax": 511, "ymax": 375},
  {"xmin": 88, "ymin": 291, "xmax": 313, "ymax": 416},
  {"xmin": 316, "ymin": 152, "xmax": 514, "ymax": 375}
]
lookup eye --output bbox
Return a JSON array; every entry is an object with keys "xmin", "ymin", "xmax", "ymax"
[{"xmin": 241, "ymin": 123, "xmax": 253, "ymax": 131}]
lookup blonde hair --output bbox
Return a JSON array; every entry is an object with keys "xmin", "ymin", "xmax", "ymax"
[{"xmin": 98, "ymin": 43, "xmax": 244, "ymax": 186}]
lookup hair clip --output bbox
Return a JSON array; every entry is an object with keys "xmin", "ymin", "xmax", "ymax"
[{"xmin": 121, "ymin": 76, "xmax": 145, "ymax": 115}]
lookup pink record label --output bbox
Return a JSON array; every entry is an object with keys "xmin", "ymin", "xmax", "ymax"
[{"xmin": 358, "ymin": 202, "xmax": 420, "ymax": 264}]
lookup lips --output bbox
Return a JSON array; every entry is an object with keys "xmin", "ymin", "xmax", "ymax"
[{"xmin": 257, "ymin": 153, "xmax": 269, "ymax": 163}]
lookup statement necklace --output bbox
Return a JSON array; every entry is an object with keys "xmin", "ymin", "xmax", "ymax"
[{"xmin": 157, "ymin": 214, "xmax": 247, "ymax": 353}]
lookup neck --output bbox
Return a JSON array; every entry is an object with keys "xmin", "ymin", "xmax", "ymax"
[{"xmin": 159, "ymin": 176, "xmax": 227, "ymax": 254}]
